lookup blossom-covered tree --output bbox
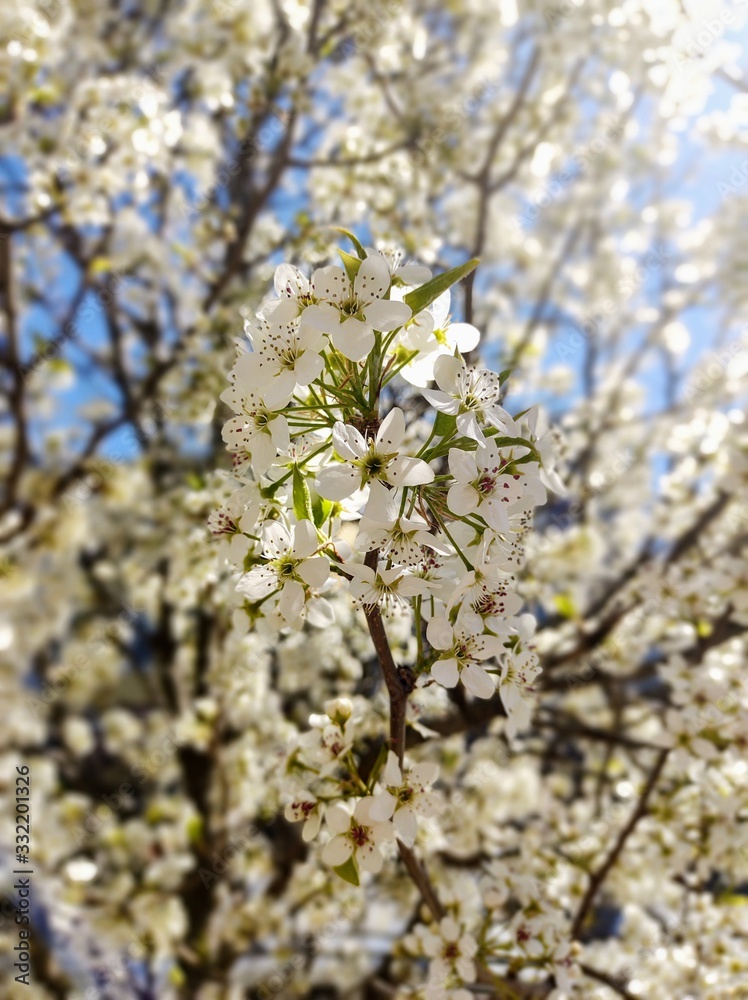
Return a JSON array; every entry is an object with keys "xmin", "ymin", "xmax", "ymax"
[{"xmin": 1, "ymin": 1, "xmax": 748, "ymax": 998}]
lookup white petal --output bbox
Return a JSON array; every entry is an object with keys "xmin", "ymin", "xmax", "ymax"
[
  {"xmin": 322, "ymin": 835, "xmax": 352, "ymax": 866},
  {"xmin": 236, "ymin": 567, "xmax": 277, "ymax": 601},
  {"xmin": 326, "ymin": 804, "xmax": 352, "ymax": 834},
  {"xmin": 431, "ymin": 658, "xmax": 460, "ymax": 688},
  {"xmin": 426, "ymin": 617, "xmax": 454, "ymax": 651},
  {"xmin": 261, "ymin": 374, "xmax": 295, "ymax": 410},
  {"xmin": 422, "ymin": 388, "xmax": 458, "ymax": 413},
  {"xmin": 456, "ymin": 410, "xmax": 485, "ymax": 445},
  {"xmin": 462, "ymin": 663, "xmax": 496, "ymax": 699},
  {"xmin": 448, "ymin": 448, "xmax": 478, "ymax": 483},
  {"xmin": 411, "ymin": 761, "xmax": 439, "ymax": 786},
  {"xmin": 365, "ymin": 298, "xmax": 411, "ymax": 332},
  {"xmin": 430, "ymin": 289, "xmax": 450, "ymax": 327},
  {"xmin": 295, "ymin": 350, "xmax": 325, "ymax": 386},
  {"xmin": 299, "ymin": 302, "xmax": 340, "ymax": 335},
  {"xmin": 297, "ymin": 322, "xmax": 325, "ymax": 351},
  {"xmin": 292, "ymin": 519, "xmax": 318, "ymax": 558},
  {"xmin": 433, "ymin": 354, "xmax": 464, "ymax": 393},
  {"xmin": 263, "ymin": 297, "xmax": 299, "ymax": 325},
  {"xmin": 279, "ymin": 579, "xmax": 305, "ymax": 622},
  {"xmin": 332, "ymin": 317, "xmax": 375, "ymax": 361},
  {"xmin": 358, "ymin": 846, "xmax": 384, "ymax": 873},
  {"xmin": 274, "ymin": 263, "xmax": 308, "ymax": 298},
  {"xmin": 457, "ymin": 957, "xmax": 477, "ymax": 983},
  {"xmin": 297, "ymin": 555, "xmax": 329, "ymax": 589},
  {"xmin": 249, "ymin": 433, "xmax": 276, "ymax": 475},
  {"xmin": 472, "ymin": 635, "xmax": 503, "ymax": 659},
  {"xmin": 369, "ymin": 790, "xmax": 397, "ymax": 821},
  {"xmin": 395, "ymin": 263, "xmax": 432, "ymax": 285},
  {"xmin": 394, "ymin": 808, "xmax": 418, "ymax": 847},
  {"xmin": 482, "ymin": 499, "xmax": 511, "ymax": 532},
  {"xmin": 262, "ymin": 521, "xmax": 292, "ymax": 558},
  {"xmin": 234, "ymin": 350, "xmax": 266, "ymax": 385},
  {"xmin": 398, "ymin": 575, "xmax": 432, "ymax": 598},
  {"xmin": 269, "ymin": 414, "xmax": 290, "ymax": 450},
  {"xmin": 333, "ymin": 421, "xmax": 366, "ymax": 461},
  {"xmin": 306, "ymin": 596, "xmax": 336, "ymax": 627},
  {"xmin": 383, "ymin": 749, "xmax": 402, "ymax": 785},
  {"xmin": 441, "ymin": 917, "xmax": 460, "ymax": 942},
  {"xmin": 354, "ymin": 253, "xmax": 391, "ymax": 302},
  {"xmin": 448, "ymin": 322, "xmax": 481, "ymax": 353},
  {"xmin": 364, "ymin": 479, "xmax": 399, "ymax": 523},
  {"xmin": 302, "ymin": 811, "xmax": 322, "ymax": 842},
  {"xmin": 376, "ymin": 407, "xmax": 405, "ymax": 450},
  {"xmin": 316, "ymin": 465, "xmax": 361, "ymax": 500},
  {"xmin": 387, "ymin": 455, "xmax": 435, "ymax": 487},
  {"xmin": 311, "ymin": 265, "xmax": 350, "ymax": 304},
  {"xmin": 447, "ymin": 482, "xmax": 478, "ymax": 516}
]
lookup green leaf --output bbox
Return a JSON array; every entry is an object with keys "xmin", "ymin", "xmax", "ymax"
[
  {"xmin": 330, "ymin": 227, "xmax": 368, "ymax": 260},
  {"xmin": 484, "ymin": 433, "xmax": 541, "ymax": 463},
  {"xmin": 334, "ymin": 855, "xmax": 360, "ymax": 886},
  {"xmin": 403, "ymin": 258, "xmax": 479, "ymax": 315},
  {"xmin": 432, "ymin": 411, "xmax": 457, "ymax": 439},
  {"xmin": 292, "ymin": 465, "xmax": 314, "ymax": 522},
  {"xmin": 338, "ymin": 248, "xmax": 362, "ymax": 283},
  {"xmin": 498, "ymin": 369, "xmax": 511, "ymax": 386},
  {"xmin": 311, "ymin": 493, "xmax": 334, "ymax": 529},
  {"xmin": 426, "ymin": 434, "xmax": 478, "ymax": 461}
]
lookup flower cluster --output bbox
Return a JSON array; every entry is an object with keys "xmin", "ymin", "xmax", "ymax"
[
  {"xmin": 284, "ymin": 698, "xmax": 440, "ymax": 880},
  {"xmin": 213, "ymin": 241, "xmax": 557, "ymax": 732}
]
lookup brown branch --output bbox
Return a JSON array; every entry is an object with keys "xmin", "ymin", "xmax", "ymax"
[
  {"xmin": 0, "ymin": 232, "xmax": 29, "ymax": 516},
  {"xmin": 361, "ymin": 536, "xmax": 446, "ymax": 923},
  {"xmin": 463, "ymin": 46, "xmax": 540, "ymax": 325},
  {"xmin": 288, "ymin": 140, "xmax": 409, "ymax": 169},
  {"xmin": 580, "ymin": 963, "xmax": 646, "ymax": 1000},
  {"xmin": 571, "ymin": 749, "xmax": 669, "ymax": 939},
  {"xmin": 396, "ymin": 839, "xmax": 444, "ymax": 920},
  {"xmin": 363, "ymin": 551, "xmax": 411, "ymax": 764},
  {"xmin": 205, "ymin": 106, "xmax": 298, "ymax": 311}
]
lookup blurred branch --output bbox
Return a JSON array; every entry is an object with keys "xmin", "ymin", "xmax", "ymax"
[
  {"xmin": 571, "ymin": 748, "xmax": 669, "ymax": 939},
  {"xmin": 0, "ymin": 233, "xmax": 29, "ymax": 518}
]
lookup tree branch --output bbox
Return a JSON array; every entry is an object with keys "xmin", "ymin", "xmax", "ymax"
[{"xmin": 571, "ymin": 749, "xmax": 669, "ymax": 939}]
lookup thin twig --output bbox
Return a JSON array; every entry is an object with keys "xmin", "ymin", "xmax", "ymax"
[{"xmin": 571, "ymin": 749, "xmax": 669, "ymax": 938}]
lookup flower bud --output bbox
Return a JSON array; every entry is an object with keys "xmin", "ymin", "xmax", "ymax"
[{"xmin": 325, "ymin": 696, "xmax": 353, "ymax": 726}]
